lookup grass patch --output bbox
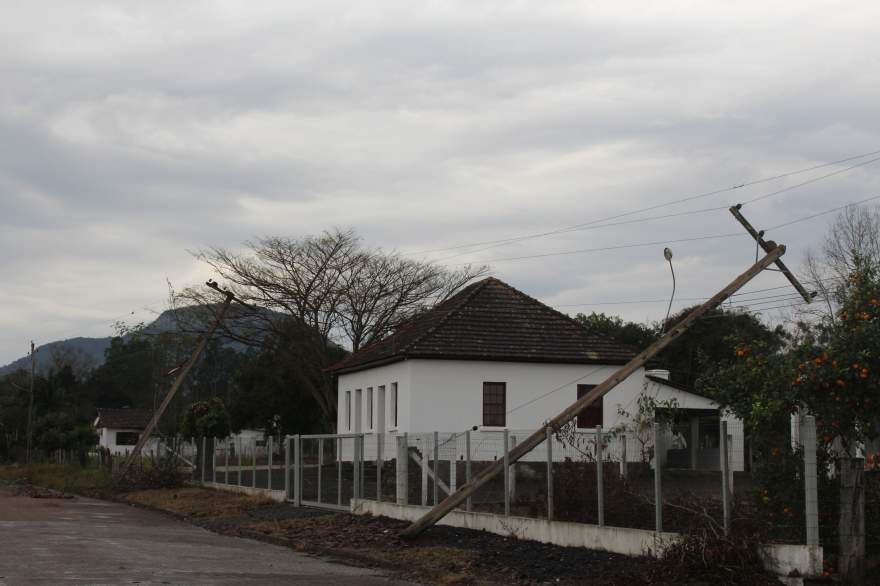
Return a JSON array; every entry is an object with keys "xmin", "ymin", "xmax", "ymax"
[
  {"xmin": 0, "ymin": 464, "xmax": 113, "ymax": 497},
  {"xmin": 124, "ymin": 487, "xmax": 275, "ymax": 518}
]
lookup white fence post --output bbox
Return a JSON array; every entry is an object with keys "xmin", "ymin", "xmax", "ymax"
[
  {"xmin": 546, "ymin": 426, "xmax": 553, "ymax": 521},
  {"xmin": 802, "ymin": 415, "xmax": 819, "ymax": 546},
  {"xmin": 510, "ymin": 435, "xmax": 517, "ymax": 503},
  {"xmin": 224, "ymin": 438, "xmax": 230, "ymax": 485},
  {"xmin": 465, "ymin": 430, "xmax": 472, "ymax": 513},
  {"xmin": 503, "ymin": 429, "xmax": 510, "ymax": 517},
  {"xmin": 721, "ymin": 420, "xmax": 730, "ymax": 535},
  {"xmin": 201, "ymin": 437, "xmax": 206, "ymax": 483},
  {"xmin": 251, "ymin": 437, "xmax": 256, "ymax": 488},
  {"xmin": 212, "ymin": 438, "xmax": 217, "ymax": 484},
  {"xmin": 337, "ymin": 436, "xmax": 343, "ymax": 507},
  {"xmin": 284, "ymin": 435, "xmax": 291, "ymax": 500},
  {"xmin": 377, "ymin": 433, "xmax": 384, "ymax": 502},
  {"xmin": 433, "ymin": 431, "xmax": 440, "ymax": 506},
  {"xmin": 653, "ymin": 422, "xmax": 662, "ymax": 532},
  {"xmin": 294, "ymin": 435, "xmax": 301, "ymax": 506},
  {"xmin": 620, "ymin": 433, "xmax": 627, "ymax": 479},
  {"xmin": 421, "ymin": 436, "xmax": 428, "ymax": 506},
  {"xmin": 317, "ymin": 437, "xmax": 324, "ymax": 504},
  {"xmin": 267, "ymin": 436, "xmax": 273, "ymax": 490},
  {"xmin": 397, "ymin": 433, "xmax": 408, "ymax": 505},
  {"xmin": 234, "ymin": 438, "xmax": 240, "ymax": 487},
  {"xmin": 596, "ymin": 425, "xmax": 604, "ymax": 527}
]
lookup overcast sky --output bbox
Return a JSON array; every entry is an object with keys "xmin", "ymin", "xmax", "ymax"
[{"xmin": 2, "ymin": 1, "xmax": 880, "ymax": 365}]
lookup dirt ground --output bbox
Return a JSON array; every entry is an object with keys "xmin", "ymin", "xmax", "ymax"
[{"xmin": 119, "ymin": 486, "xmax": 776, "ymax": 586}]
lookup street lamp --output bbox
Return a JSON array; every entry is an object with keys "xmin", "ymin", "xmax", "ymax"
[{"xmin": 663, "ymin": 248, "xmax": 676, "ymax": 332}]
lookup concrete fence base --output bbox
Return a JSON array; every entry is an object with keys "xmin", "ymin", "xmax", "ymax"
[
  {"xmin": 201, "ymin": 481, "xmax": 286, "ymax": 502},
  {"xmin": 351, "ymin": 499, "xmax": 823, "ymax": 584},
  {"xmin": 351, "ymin": 498, "xmax": 677, "ymax": 557}
]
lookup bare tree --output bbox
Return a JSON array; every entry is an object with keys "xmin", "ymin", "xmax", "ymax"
[
  {"xmin": 801, "ymin": 205, "xmax": 880, "ymax": 321},
  {"xmin": 171, "ymin": 228, "xmax": 487, "ymax": 421}
]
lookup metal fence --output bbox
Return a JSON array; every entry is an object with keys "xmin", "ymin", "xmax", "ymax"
[{"xmin": 203, "ymin": 419, "xmax": 822, "ymax": 546}]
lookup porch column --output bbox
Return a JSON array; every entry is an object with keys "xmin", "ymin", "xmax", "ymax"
[{"xmin": 689, "ymin": 416, "xmax": 699, "ymax": 470}]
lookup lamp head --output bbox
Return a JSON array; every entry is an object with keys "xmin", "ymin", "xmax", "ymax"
[{"xmin": 663, "ymin": 247, "xmax": 673, "ymax": 262}]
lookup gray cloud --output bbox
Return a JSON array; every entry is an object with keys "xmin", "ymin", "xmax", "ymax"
[{"xmin": 1, "ymin": 1, "xmax": 880, "ymax": 363}]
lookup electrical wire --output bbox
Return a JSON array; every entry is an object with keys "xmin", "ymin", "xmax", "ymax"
[
  {"xmin": 741, "ymin": 157, "xmax": 880, "ymax": 206},
  {"xmin": 447, "ymin": 232, "xmax": 745, "ymax": 266},
  {"xmin": 406, "ymin": 148, "xmax": 880, "ymax": 257},
  {"xmin": 446, "ymin": 192, "xmax": 880, "ymax": 268},
  {"xmin": 504, "ymin": 366, "xmax": 606, "ymax": 417},
  {"xmin": 766, "ymin": 194, "xmax": 880, "ymax": 231}
]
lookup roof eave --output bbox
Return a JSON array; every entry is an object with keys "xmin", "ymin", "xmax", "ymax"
[
  {"xmin": 331, "ymin": 354, "xmax": 408, "ymax": 375},
  {"xmin": 335, "ymin": 353, "xmax": 633, "ymax": 375}
]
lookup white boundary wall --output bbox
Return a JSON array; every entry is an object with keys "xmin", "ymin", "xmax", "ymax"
[{"xmin": 351, "ymin": 499, "xmax": 823, "ymax": 582}]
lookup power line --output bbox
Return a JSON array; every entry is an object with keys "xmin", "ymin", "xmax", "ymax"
[
  {"xmin": 554, "ymin": 289, "xmax": 826, "ymax": 309},
  {"xmin": 741, "ymin": 156, "xmax": 880, "ymax": 206},
  {"xmin": 766, "ymin": 194, "xmax": 880, "ymax": 231},
  {"xmin": 436, "ymin": 205, "xmax": 731, "ymax": 262},
  {"xmin": 505, "ymin": 366, "xmax": 605, "ymax": 417},
  {"xmin": 449, "ymin": 232, "xmax": 746, "ymax": 265},
  {"xmin": 407, "ymin": 147, "xmax": 880, "ymax": 258},
  {"xmin": 447, "ymin": 191, "xmax": 880, "ymax": 268}
]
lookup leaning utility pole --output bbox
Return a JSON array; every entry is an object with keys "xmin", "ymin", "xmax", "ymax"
[
  {"xmin": 401, "ymin": 209, "xmax": 812, "ymax": 539},
  {"xmin": 402, "ymin": 246, "xmax": 786, "ymax": 537},
  {"xmin": 118, "ymin": 280, "xmax": 242, "ymax": 477},
  {"xmin": 26, "ymin": 341, "xmax": 35, "ymax": 465}
]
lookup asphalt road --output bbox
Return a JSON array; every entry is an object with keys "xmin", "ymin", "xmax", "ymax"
[{"xmin": 0, "ymin": 491, "xmax": 412, "ymax": 585}]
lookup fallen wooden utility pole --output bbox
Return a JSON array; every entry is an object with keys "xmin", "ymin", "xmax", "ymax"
[
  {"xmin": 729, "ymin": 204, "xmax": 814, "ymax": 304},
  {"xmin": 118, "ymin": 281, "xmax": 236, "ymax": 478},
  {"xmin": 400, "ymin": 244, "xmax": 786, "ymax": 539}
]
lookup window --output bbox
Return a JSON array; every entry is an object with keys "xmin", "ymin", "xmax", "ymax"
[
  {"xmin": 576, "ymin": 384, "xmax": 603, "ymax": 428},
  {"xmin": 367, "ymin": 388, "xmax": 374, "ymax": 430},
  {"xmin": 345, "ymin": 391, "xmax": 352, "ymax": 430},
  {"xmin": 391, "ymin": 382, "xmax": 398, "ymax": 427},
  {"xmin": 116, "ymin": 431, "xmax": 139, "ymax": 446},
  {"xmin": 377, "ymin": 385, "xmax": 385, "ymax": 431},
  {"xmin": 482, "ymin": 382, "xmax": 506, "ymax": 427}
]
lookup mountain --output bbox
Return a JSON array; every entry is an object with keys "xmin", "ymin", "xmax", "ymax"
[
  {"xmin": 0, "ymin": 337, "xmax": 112, "ymax": 377},
  {"xmin": 0, "ymin": 305, "xmax": 277, "ymax": 377}
]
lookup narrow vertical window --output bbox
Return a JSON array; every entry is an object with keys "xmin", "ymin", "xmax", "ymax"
[
  {"xmin": 345, "ymin": 391, "xmax": 352, "ymax": 430},
  {"xmin": 391, "ymin": 382, "xmax": 398, "ymax": 427},
  {"xmin": 576, "ymin": 384, "xmax": 602, "ymax": 428},
  {"xmin": 367, "ymin": 388, "xmax": 374, "ymax": 430},
  {"xmin": 482, "ymin": 382, "xmax": 506, "ymax": 427}
]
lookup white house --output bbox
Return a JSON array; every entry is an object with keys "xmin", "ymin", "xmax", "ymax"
[
  {"xmin": 330, "ymin": 277, "xmax": 745, "ymax": 471},
  {"xmin": 94, "ymin": 408, "xmax": 160, "ymax": 456}
]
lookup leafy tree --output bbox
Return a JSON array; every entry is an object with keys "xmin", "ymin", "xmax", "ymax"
[
  {"xmin": 33, "ymin": 412, "xmax": 97, "ymax": 461},
  {"xmin": 574, "ymin": 308, "xmax": 786, "ymax": 390},
  {"xmin": 179, "ymin": 398, "xmax": 230, "ymax": 438},
  {"xmin": 664, "ymin": 306, "xmax": 787, "ymax": 389},
  {"xmin": 573, "ymin": 312, "xmax": 657, "ymax": 350},
  {"xmin": 229, "ymin": 343, "xmax": 329, "ymax": 435},
  {"xmin": 792, "ymin": 262, "xmax": 880, "ymax": 452}
]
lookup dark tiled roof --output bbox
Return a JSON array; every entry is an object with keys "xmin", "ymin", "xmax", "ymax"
[
  {"xmin": 95, "ymin": 408, "xmax": 153, "ymax": 430},
  {"xmin": 330, "ymin": 277, "xmax": 639, "ymax": 374}
]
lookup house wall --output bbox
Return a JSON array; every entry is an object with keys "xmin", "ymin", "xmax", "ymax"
[
  {"xmin": 336, "ymin": 358, "xmax": 745, "ymax": 471},
  {"xmin": 97, "ymin": 427, "xmax": 160, "ymax": 456},
  {"xmin": 336, "ymin": 361, "xmax": 412, "ymax": 434},
  {"xmin": 406, "ymin": 359, "xmax": 646, "ymax": 432}
]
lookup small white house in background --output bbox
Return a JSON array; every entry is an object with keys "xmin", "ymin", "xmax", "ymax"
[
  {"xmin": 94, "ymin": 408, "xmax": 160, "ymax": 456},
  {"xmin": 330, "ymin": 276, "xmax": 745, "ymax": 471}
]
